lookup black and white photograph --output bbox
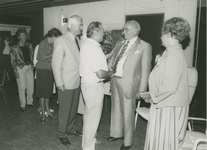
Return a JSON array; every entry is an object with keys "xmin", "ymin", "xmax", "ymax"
[{"xmin": 0, "ymin": 0, "xmax": 206, "ymax": 150}]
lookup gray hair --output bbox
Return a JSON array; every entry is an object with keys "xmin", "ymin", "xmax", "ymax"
[
  {"xmin": 68, "ymin": 15, "xmax": 83, "ymax": 29},
  {"xmin": 126, "ymin": 20, "xmax": 141, "ymax": 35}
]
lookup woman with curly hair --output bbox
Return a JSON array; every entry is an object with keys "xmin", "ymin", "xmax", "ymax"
[
  {"xmin": 35, "ymin": 28, "xmax": 62, "ymax": 124},
  {"xmin": 140, "ymin": 17, "xmax": 191, "ymax": 150}
]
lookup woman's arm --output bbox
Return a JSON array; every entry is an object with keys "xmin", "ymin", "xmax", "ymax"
[
  {"xmin": 150, "ymin": 54, "xmax": 181, "ymax": 103},
  {"xmin": 10, "ymin": 47, "xmax": 19, "ymax": 78}
]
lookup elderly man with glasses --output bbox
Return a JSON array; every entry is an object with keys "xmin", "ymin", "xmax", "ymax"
[{"xmin": 107, "ymin": 20, "xmax": 152, "ymax": 150}]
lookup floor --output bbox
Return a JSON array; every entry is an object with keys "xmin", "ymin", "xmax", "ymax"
[
  {"xmin": 0, "ymin": 80, "xmax": 147, "ymax": 150},
  {"xmin": 0, "ymin": 80, "xmax": 205, "ymax": 150}
]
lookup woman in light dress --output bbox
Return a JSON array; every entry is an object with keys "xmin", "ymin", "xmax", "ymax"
[{"xmin": 141, "ymin": 17, "xmax": 191, "ymax": 150}]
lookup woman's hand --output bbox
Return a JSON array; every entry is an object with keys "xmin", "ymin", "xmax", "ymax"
[{"xmin": 140, "ymin": 92, "xmax": 151, "ymax": 103}]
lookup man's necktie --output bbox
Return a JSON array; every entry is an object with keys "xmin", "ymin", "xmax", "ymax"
[
  {"xmin": 75, "ymin": 37, "xmax": 80, "ymax": 51},
  {"xmin": 113, "ymin": 40, "xmax": 129, "ymax": 73}
]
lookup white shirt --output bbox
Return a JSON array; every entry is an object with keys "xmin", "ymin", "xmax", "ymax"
[
  {"xmin": 115, "ymin": 37, "xmax": 138, "ymax": 76},
  {"xmin": 80, "ymin": 38, "xmax": 108, "ymax": 83},
  {"xmin": 33, "ymin": 45, "xmax": 39, "ymax": 67}
]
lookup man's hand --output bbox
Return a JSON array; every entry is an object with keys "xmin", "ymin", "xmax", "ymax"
[{"xmin": 57, "ymin": 85, "xmax": 65, "ymax": 92}]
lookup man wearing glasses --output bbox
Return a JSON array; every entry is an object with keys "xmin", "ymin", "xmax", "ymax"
[{"xmin": 107, "ymin": 20, "xmax": 152, "ymax": 150}]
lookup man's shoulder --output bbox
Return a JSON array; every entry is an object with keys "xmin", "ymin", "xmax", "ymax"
[{"xmin": 139, "ymin": 39, "xmax": 151, "ymax": 46}]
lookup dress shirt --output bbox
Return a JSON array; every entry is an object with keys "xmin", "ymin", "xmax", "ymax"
[
  {"xmin": 115, "ymin": 36, "xmax": 138, "ymax": 77},
  {"xmin": 80, "ymin": 38, "xmax": 108, "ymax": 83}
]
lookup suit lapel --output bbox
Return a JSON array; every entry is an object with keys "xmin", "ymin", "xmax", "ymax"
[
  {"xmin": 125, "ymin": 38, "xmax": 141, "ymax": 62},
  {"xmin": 112, "ymin": 41, "xmax": 125, "ymax": 66},
  {"xmin": 63, "ymin": 32, "xmax": 79, "ymax": 56}
]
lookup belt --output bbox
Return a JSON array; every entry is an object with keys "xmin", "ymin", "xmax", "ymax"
[
  {"xmin": 25, "ymin": 62, "xmax": 31, "ymax": 65},
  {"xmin": 113, "ymin": 75, "xmax": 122, "ymax": 78}
]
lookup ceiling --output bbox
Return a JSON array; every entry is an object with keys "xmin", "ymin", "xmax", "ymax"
[
  {"xmin": 0, "ymin": 0, "xmax": 43, "ymax": 8},
  {"xmin": 0, "ymin": 0, "xmax": 106, "ymax": 15}
]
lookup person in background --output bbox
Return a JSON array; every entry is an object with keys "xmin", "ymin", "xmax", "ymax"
[
  {"xmin": 80, "ymin": 21, "xmax": 113, "ymax": 150},
  {"xmin": 140, "ymin": 17, "xmax": 191, "ymax": 150},
  {"xmin": 10, "ymin": 28, "xmax": 36, "ymax": 112},
  {"xmin": 35, "ymin": 28, "xmax": 62, "ymax": 124},
  {"xmin": 33, "ymin": 44, "xmax": 57, "ymax": 115},
  {"xmin": 52, "ymin": 15, "xmax": 83, "ymax": 146},
  {"xmin": 0, "ymin": 35, "xmax": 6, "ymax": 70},
  {"xmin": 107, "ymin": 20, "xmax": 152, "ymax": 150},
  {"xmin": 0, "ymin": 34, "xmax": 14, "ymax": 81}
]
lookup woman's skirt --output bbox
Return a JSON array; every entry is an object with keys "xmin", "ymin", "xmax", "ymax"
[
  {"xmin": 36, "ymin": 69, "xmax": 53, "ymax": 98},
  {"xmin": 144, "ymin": 104, "xmax": 189, "ymax": 150}
]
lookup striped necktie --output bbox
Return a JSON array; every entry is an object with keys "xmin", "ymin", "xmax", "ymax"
[
  {"xmin": 75, "ymin": 37, "xmax": 80, "ymax": 51},
  {"xmin": 113, "ymin": 40, "xmax": 129, "ymax": 73}
]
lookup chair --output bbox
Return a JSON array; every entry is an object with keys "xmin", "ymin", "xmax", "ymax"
[
  {"xmin": 179, "ymin": 117, "xmax": 207, "ymax": 150},
  {"xmin": 135, "ymin": 66, "xmax": 198, "ymax": 129},
  {"xmin": 0, "ymin": 68, "xmax": 8, "ymax": 105},
  {"xmin": 103, "ymin": 81, "xmax": 111, "ymax": 112}
]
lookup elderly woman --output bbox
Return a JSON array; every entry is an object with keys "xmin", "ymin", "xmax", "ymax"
[
  {"xmin": 35, "ymin": 28, "xmax": 62, "ymax": 124},
  {"xmin": 140, "ymin": 17, "xmax": 191, "ymax": 150},
  {"xmin": 10, "ymin": 28, "xmax": 35, "ymax": 112}
]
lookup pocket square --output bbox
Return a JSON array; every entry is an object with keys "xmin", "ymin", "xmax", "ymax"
[{"xmin": 134, "ymin": 51, "xmax": 140, "ymax": 54}]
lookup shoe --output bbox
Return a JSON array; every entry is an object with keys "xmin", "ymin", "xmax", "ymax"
[
  {"xmin": 45, "ymin": 112, "xmax": 56, "ymax": 118},
  {"xmin": 120, "ymin": 144, "xmax": 132, "ymax": 150},
  {"xmin": 40, "ymin": 115, "xmax": 46, "ymax": 124},
  {"xmin": 38, "ymin": 108, "xmax": 42, "ymax": 114},
  {"xmin": 27, "ymin": 104, "xmax": 36, "ymax": 107},
  {"xmin": 40, "ymin": 118, "xmax": 45, "ymax": 124},
  {"xmin": 38, "ymin": 108, "xmax": 55, "ymax": 114},
  {"xmin": 107, "ymin": 136, "xmax": 124, "ymax": 141},
  {"xmin": 68, "ymin": 130, "xmax": 82, "ymax": 137},
  {"xmin": 50, "ymin": 108, "xmax": 55, "ymax": 113},
  {"xmin": 95, "ymin": 139, "xmax": 102, "ymax": 145},
  {"xmin": 59, "ymin": 137, "xmax": 71, "ymax": 146},
  {"xmin": 21, "ymin": 107, "xmax": 26, "ymax": 112}
]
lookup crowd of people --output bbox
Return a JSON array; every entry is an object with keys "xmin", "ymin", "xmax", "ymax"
[{"xmin": 0, "ymin": 15, "xmax": 191, "ymax": 150}]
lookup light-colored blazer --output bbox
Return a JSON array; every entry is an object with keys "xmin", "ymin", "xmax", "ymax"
[
  {"xmin": 149, "ymin": 44, "xmax": 189, "ymax": 108},
  {"xmin": 52, "ymin": 31, "xmax": 80, "ymax": 90},
  {"xmin": 109, "ymin": 38, "xmax": 152, "ymax": 99}
]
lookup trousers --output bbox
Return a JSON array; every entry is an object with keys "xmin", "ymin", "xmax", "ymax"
[
  {"xmin": 16, "ymin": 65, "xmax": 34, "ymax": 108},
  {"xmin": 81, "ymin": 82, "xmax": 104, "ymax": 150}
]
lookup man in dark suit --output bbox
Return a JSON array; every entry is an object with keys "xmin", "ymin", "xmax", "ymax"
[{"xmin": 107, "ymin": 20, "xmax": 152, "ymax": 150}]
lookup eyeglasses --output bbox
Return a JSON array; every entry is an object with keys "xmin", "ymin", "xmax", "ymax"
[{"xmin": 122, "ymin": 28, "xmax": 134, "ymax": 32}]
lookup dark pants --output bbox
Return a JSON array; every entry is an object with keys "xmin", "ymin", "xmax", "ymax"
[{"xmin": 57, "ymin": 86, "xmax": 81, "ymax": 138}]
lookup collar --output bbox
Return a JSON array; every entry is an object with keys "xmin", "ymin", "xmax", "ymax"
[
  {"xmin": 87, "ymin": 38, "xmax": 101, "ymax": 47},
  {"xmin": 67, "ymin": 31, "xmax": 76, "ymax": 41},
  {"xmin": 167, "ymin": 43, "xmax": 182, "ymax": 51},
  {"xmin": 128, "ymin": 36, "xmax": 138, "ymax": 44}
]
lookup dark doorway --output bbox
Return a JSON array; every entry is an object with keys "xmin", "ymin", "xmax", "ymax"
[
  {"xmin": 193, "ymin": 6, "xmax": 206, "ymax": 118},
  {"xmin": 126, "ymin": 13, "xmax": 164, "ymax": 68}
]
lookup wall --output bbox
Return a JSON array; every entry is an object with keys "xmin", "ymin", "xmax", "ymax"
[
  {"xmin": 0, "ymin": 23, "xmax": 31, "ymax": 39},
  {"xmin": 31, "ymin": 10, "xmax": 44, "ymax": 48},
  {"xmin": 44, "ymin": 0, "xmax": 197, "ymax": 66}
]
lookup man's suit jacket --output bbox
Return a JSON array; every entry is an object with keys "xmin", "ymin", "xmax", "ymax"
[
  {"xmin": 109, "ymin": 38, "xmax": 152, "ymax": 99},
  {"xmin": 149, "ymin": 44, "xmax": 189, "ymax": 108},
  {"xmin": 52, "ymin": 31, "xmax": 80, "ymax": 90}
]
